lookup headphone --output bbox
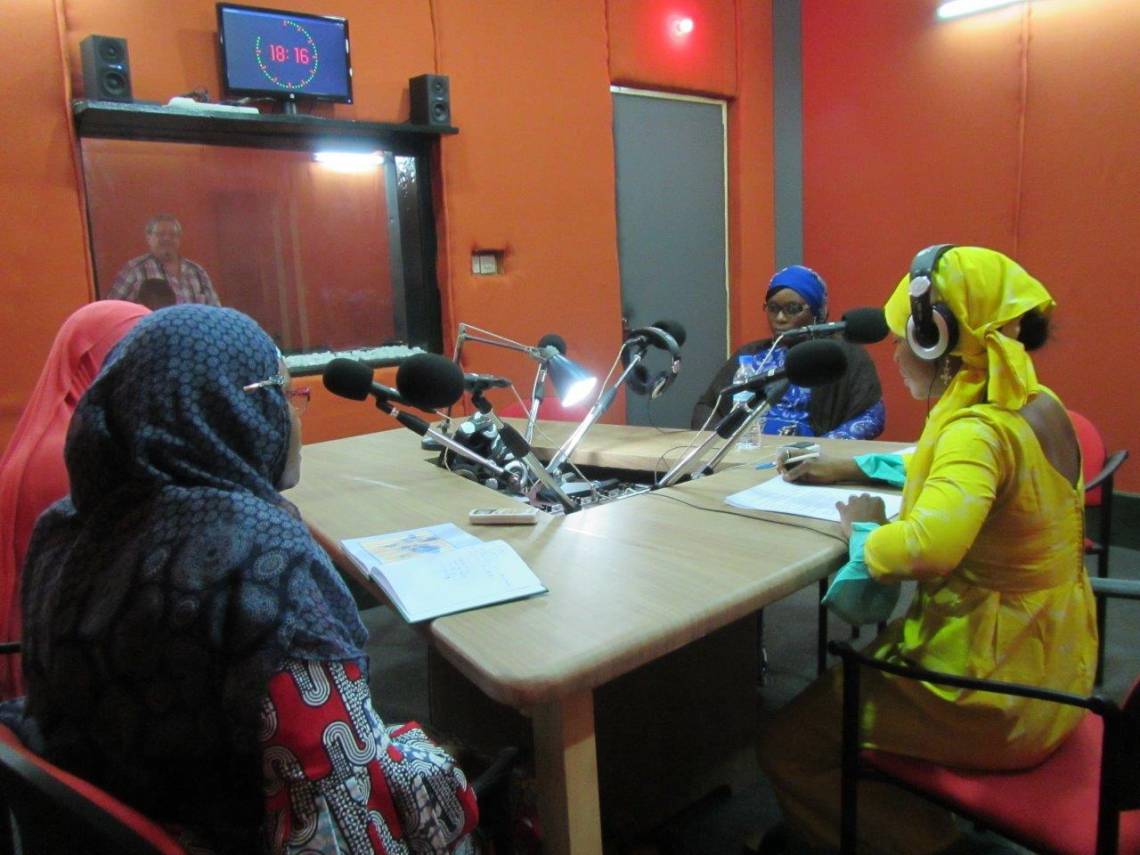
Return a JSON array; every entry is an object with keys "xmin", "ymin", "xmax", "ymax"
[
  {"xmin": 906, "ymin": 243, "xmax": 960, "ymax": 361},
  {"xmin": 621, "ymin": 326, "xmax": 682, "ymax": 399}
]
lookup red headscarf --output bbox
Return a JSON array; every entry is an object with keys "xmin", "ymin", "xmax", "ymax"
[{"xmin": 0, "ymin": 300, "xmax": 148, "ymax": 698}]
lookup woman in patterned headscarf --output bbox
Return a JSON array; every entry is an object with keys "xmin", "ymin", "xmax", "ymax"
[
  {"xmin": 0, "ymin": 300, "xmax": 149, "ymax": 699},
  {"xmin": 690, "ymin": 264, "xmax": 885, "ymax": 438},
  {"xmin": 757, "ymin": 247, "xmax": 1095, "ymax": 853},
  {"xmin": 17, "ymin": 306, "xmax": 478, "ymax": 853}
]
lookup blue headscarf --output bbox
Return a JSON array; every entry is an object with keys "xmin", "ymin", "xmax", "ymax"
[
  {"xmin": 21, "ymin": 306, "xmax": 367, "ymax": 845},
  {"xmin": 767, "ymin": 264, "xmax": 829, "ymax": 322}
]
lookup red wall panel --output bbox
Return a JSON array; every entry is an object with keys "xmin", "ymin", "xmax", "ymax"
[{"xmin": 802, "ymin": 0, "xmax": 1139, "ymax": 490}]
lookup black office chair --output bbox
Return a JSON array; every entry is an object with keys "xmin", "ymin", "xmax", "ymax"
[
  {"xmin": 470, "ymin": 745, "xmax": 521, "ymax": 854},
  {"xmin": 0, "ymin": 724, "xmax": 186, "ymax": 855}
]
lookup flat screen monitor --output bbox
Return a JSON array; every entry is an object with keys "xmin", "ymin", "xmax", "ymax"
[{"xmin": 217, "ymin": 3, "xmax": 353, "ymax": 104}]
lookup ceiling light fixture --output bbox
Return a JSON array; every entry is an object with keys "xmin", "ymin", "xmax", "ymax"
[{"xmin": 936, "ymin": 0, "xmax": 1023, "ymax": 20}]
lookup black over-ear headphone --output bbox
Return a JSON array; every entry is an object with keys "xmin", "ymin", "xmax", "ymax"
[
  {"xmin": 622, "ymin": 325, "xmax": 682, "ymax": 399},
  {"xmin": 906, "ymin": 243, "xmax": 960, "ymax": 361}
]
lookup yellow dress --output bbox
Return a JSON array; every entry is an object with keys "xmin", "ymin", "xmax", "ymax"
[
  {"xmin": 759, "ymin": 391, "xmax": 1097, "ymax": 853},
  {"xmin": 861, "ymin": 393, "xmax": 1097, "ymax": 768}
]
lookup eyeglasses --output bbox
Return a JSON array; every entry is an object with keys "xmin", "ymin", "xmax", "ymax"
[
  {"xmin": 243, "ymin": 375, "xmax": 311, "ymax": 415},
  {"xmin": 764, "ymin": 301, "xmax": 809, "ymax": 318}
]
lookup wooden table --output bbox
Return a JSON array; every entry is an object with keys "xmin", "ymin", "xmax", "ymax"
[{"xmin": 289, "ymin": 424, "xmax": 904, "ymax": 854}]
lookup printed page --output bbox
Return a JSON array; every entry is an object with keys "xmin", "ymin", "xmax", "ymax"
[
  {"xmin": 342, "ymin": 523, "xmax": 482, "ymax": 567},
  {"xmin": 725, "ymin": 477, "xmax": 902, "ymax": 522},
  {"xmin": 375, "ymin": 539, "xmax": 547, "ymax": 623}
]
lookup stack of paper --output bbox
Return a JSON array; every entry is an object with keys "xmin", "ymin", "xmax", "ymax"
[
  {"xmin": 341, "ymin": 523, "xmax": 547, "ymax": 623},
  {"xmin": 725, "ymin": 477, "xmax": 902, "ymax": 522}
]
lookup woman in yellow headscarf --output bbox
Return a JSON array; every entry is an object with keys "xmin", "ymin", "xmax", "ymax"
[{"xmin": 756, "ymin": 246, "xmax": 1096, "ymax": 854}]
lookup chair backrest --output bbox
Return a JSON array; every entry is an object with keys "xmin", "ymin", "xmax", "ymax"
[
  {"xmin": 0, "ymin": 724, "xmax": 185, "ymax": 855},
  {"xmin": 1068, "ymin": 409, "xmax": 1108, "ymax": 506},
  {"xmin": 1121, "ymin": 676, "xmax": 1140, "ymax": 809}
]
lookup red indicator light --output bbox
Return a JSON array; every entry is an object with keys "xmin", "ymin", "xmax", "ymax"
[{"xmin": 673, "ymin": 16, "xmax": 694, "ymax": 37}]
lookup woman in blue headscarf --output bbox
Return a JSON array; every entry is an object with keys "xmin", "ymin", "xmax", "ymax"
[
  {"xmin": 18, "ymin": 306, "xmax": 477, "ymax": 853},
  {"xmin": 691, "ymin": 265, "xmax": 885, "ymax": 438}
]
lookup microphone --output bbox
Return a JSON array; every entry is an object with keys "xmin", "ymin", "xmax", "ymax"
[
  {"xmin": 719, "ymin": 339, "xmax": 848, "ymax": 397},
  {"xmin": 324, "ymin": 355, "xmax": 516, "ymax": 482},
  {"xmin": 395, "ymin": 353, "xmax": 466, "ymax": 411},
  {"xmin": 463, "ymin": 373, "xmax": 512, "ymax": 391},
  {"xmin": 536, "ymin": 333, "xmax": 567, "ymax": 358},
  {"xmin": 323, "ymin": 358, "xmax": 404, "ymax": 404},
  {"xmin": 777, "ymin": 307, "xmax": 889, "ymax": 345}
]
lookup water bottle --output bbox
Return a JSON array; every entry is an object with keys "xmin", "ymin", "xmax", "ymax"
[{"xmin": 731, "ymin": 355, "xmax": 765, "ymax": 449}]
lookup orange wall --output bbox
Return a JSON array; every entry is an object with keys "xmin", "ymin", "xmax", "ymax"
[
  {"xmin": 3, "ymin": 0, "xmax": 774, "ymax": 445},
  {"xmin": 802, "ymin": 0, "xmax": 1140, "ymax": 491}
]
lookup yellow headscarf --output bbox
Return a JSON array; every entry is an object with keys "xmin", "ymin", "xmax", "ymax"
[{"xmin": 884, "ymin": 247, "xmax": 1055, "ymax": 513}]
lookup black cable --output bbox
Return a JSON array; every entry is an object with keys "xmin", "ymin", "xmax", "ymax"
[{"xmin": 644, "ymin": 490, "xmax": 849, "ymax": 545}]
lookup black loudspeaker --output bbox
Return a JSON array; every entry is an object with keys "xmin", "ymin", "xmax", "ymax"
[
  {"xmin": 80, "ymin": 35, "xmax": 133, "ymax": 102},
  {"xmin": 409, "ymin": 74, "xmax": 451, "ymax": 126}
]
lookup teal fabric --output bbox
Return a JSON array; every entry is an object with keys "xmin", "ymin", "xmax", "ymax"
[
  {"xmin": 854, "ymin": 452, "xmax": 907, "ymax": 488},
  {"xmin": 822, "ymin": 521, "xmax": 901, "ymax": 625}
]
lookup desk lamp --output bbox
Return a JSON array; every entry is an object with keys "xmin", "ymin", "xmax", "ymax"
[{"xmin": 453, "ymin": 323, "xmax": 597, "ymax": 443}]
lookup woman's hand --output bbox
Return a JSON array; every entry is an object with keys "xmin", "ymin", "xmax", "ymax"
[
  {"xmin": 778, "ymin": 451, "xmax": 863, "ymax": 485},
  {"xmin": 836, "ymin": 493, "xmax": 888, "ymax": 539}
]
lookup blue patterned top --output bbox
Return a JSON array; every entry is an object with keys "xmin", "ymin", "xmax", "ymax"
[
  {"xmin": 747, "ymin": 346, "xmax": 886, "ymax": 439},
  {"xmin": 20, "ymin": 306, "xmax": 367, "ymax": 848}
]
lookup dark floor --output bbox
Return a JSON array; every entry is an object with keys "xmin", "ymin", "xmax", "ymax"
[{"xmin": 361, "ymin": 547, "xmax": 1140, "ymax": 855}]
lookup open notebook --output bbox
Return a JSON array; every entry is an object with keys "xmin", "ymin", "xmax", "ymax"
[{"xmin": 341, "ymin": 523, "xmax": 547, "ymax": 623}]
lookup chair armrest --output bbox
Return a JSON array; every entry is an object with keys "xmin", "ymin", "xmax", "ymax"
[
  {"xmin": 827, "ymin": 640, "xmax": 1111, "ymax": 715},
  {"xmin": 1091, "ymin": 576, "xmax": 1140, "ymax": 601},
  {"xmin": 1085, "ymin": 449, "xmax": 1129, "ymax": 493}
]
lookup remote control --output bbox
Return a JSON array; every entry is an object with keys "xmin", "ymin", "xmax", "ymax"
[{"xmin": 468, "ymin": 507, "xmax": 540, "ymax": 525}]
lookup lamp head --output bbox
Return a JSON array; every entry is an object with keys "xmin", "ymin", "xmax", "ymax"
[{"xmin": 547, "ymin": 352, "xmax": 596, "ymax": 407}]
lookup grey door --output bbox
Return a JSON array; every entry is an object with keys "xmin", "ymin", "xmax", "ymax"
[{"xmin": 612, "ymin": 88, "xmax": 728, "ymax": 429}]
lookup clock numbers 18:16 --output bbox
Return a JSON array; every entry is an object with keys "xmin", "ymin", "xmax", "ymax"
[{"xmin": 268, "ymin": 44, "xmax": 311, "ymax": 65}]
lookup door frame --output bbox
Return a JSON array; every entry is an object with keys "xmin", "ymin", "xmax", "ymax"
[{"xmin": 609, "ymin": 85, "xmax": 731, "ymax": 360}]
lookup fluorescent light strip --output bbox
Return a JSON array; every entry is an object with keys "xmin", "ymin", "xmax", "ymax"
[
  {"xmin": 312, "ymin": 151, "xmax": 384, "ymax": 171},
  {"xmin": 937, "ymin": 0, "xmax": 1022, "ymax": 20}
]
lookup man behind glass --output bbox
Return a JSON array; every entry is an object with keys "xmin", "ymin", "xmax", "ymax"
[{"xmin": 107, "ymin": 214, "xmax": 220, "ymax": 307}]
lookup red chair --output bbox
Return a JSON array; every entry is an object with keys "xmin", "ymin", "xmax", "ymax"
[
  {"xmin": 831, "ymin": 639, "xmax": 1140, "ymax": 855},
  {"xmin": 0, "ymin": 724, "xmax": 185, "ymax": 855},
  {"xmin": 1068, "ymin": 410, "xmax": 1130, "ymax": 685}
]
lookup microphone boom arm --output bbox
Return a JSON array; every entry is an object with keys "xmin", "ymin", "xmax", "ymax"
[
  {"xmin": 371, "ymin": 395, "xmax": 514, "ymax": 483},
  {"xmin": 696, "ymin": 393, "xmax": 782, "ymax": 477},
  {"xmin": 469, "ymin": 393, "xmax": 577, "ymax": 512},
  {"xmin": 545, "ymin": 346, "xmax": 645, "ymax": 475},
  {"xmin": 657, "ymin": 382, "xmax": 785, "ymax": 487}
]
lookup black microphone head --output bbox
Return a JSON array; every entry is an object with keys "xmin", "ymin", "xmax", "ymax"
[
  {"xmin": 784, "ymin": 339, "xmax": 848, "ymax": 388},
  {"xmin": 841, "ymin": 307, "xmax": 889, "ymax": 344},
  {"xmin": 651, "ymin": 319, "xmax": 687, "ymax": 347},
  {"xmin": 395, "ymin": 353, "xmax": 466, "ymax": 410},
  {"xmin": 537, "ymin": 333, "xmax": 567, "ymax": 355},
  {"xmin": 323, "ymin": 358, "xmax": 376, "ymax": 401}
]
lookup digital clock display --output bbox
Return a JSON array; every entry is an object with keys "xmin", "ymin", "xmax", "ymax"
[{"xmin": 218, "ymin": 4, "xmax": 352, "ymax": 102}]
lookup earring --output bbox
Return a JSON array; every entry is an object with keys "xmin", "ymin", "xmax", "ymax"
[{"xmin": 939, "ymin": 357, "xmax": 954, "ymax": 387}]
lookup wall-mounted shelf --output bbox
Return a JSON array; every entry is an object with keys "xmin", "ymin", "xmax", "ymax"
[{"xmin": 73, "ymin": 100, "xmax": 458, "ymax": 155}]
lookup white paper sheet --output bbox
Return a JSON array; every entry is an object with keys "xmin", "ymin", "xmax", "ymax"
[{"xmin": 725, "ymin": 476, "xmax": 902, "ymax": 522}]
